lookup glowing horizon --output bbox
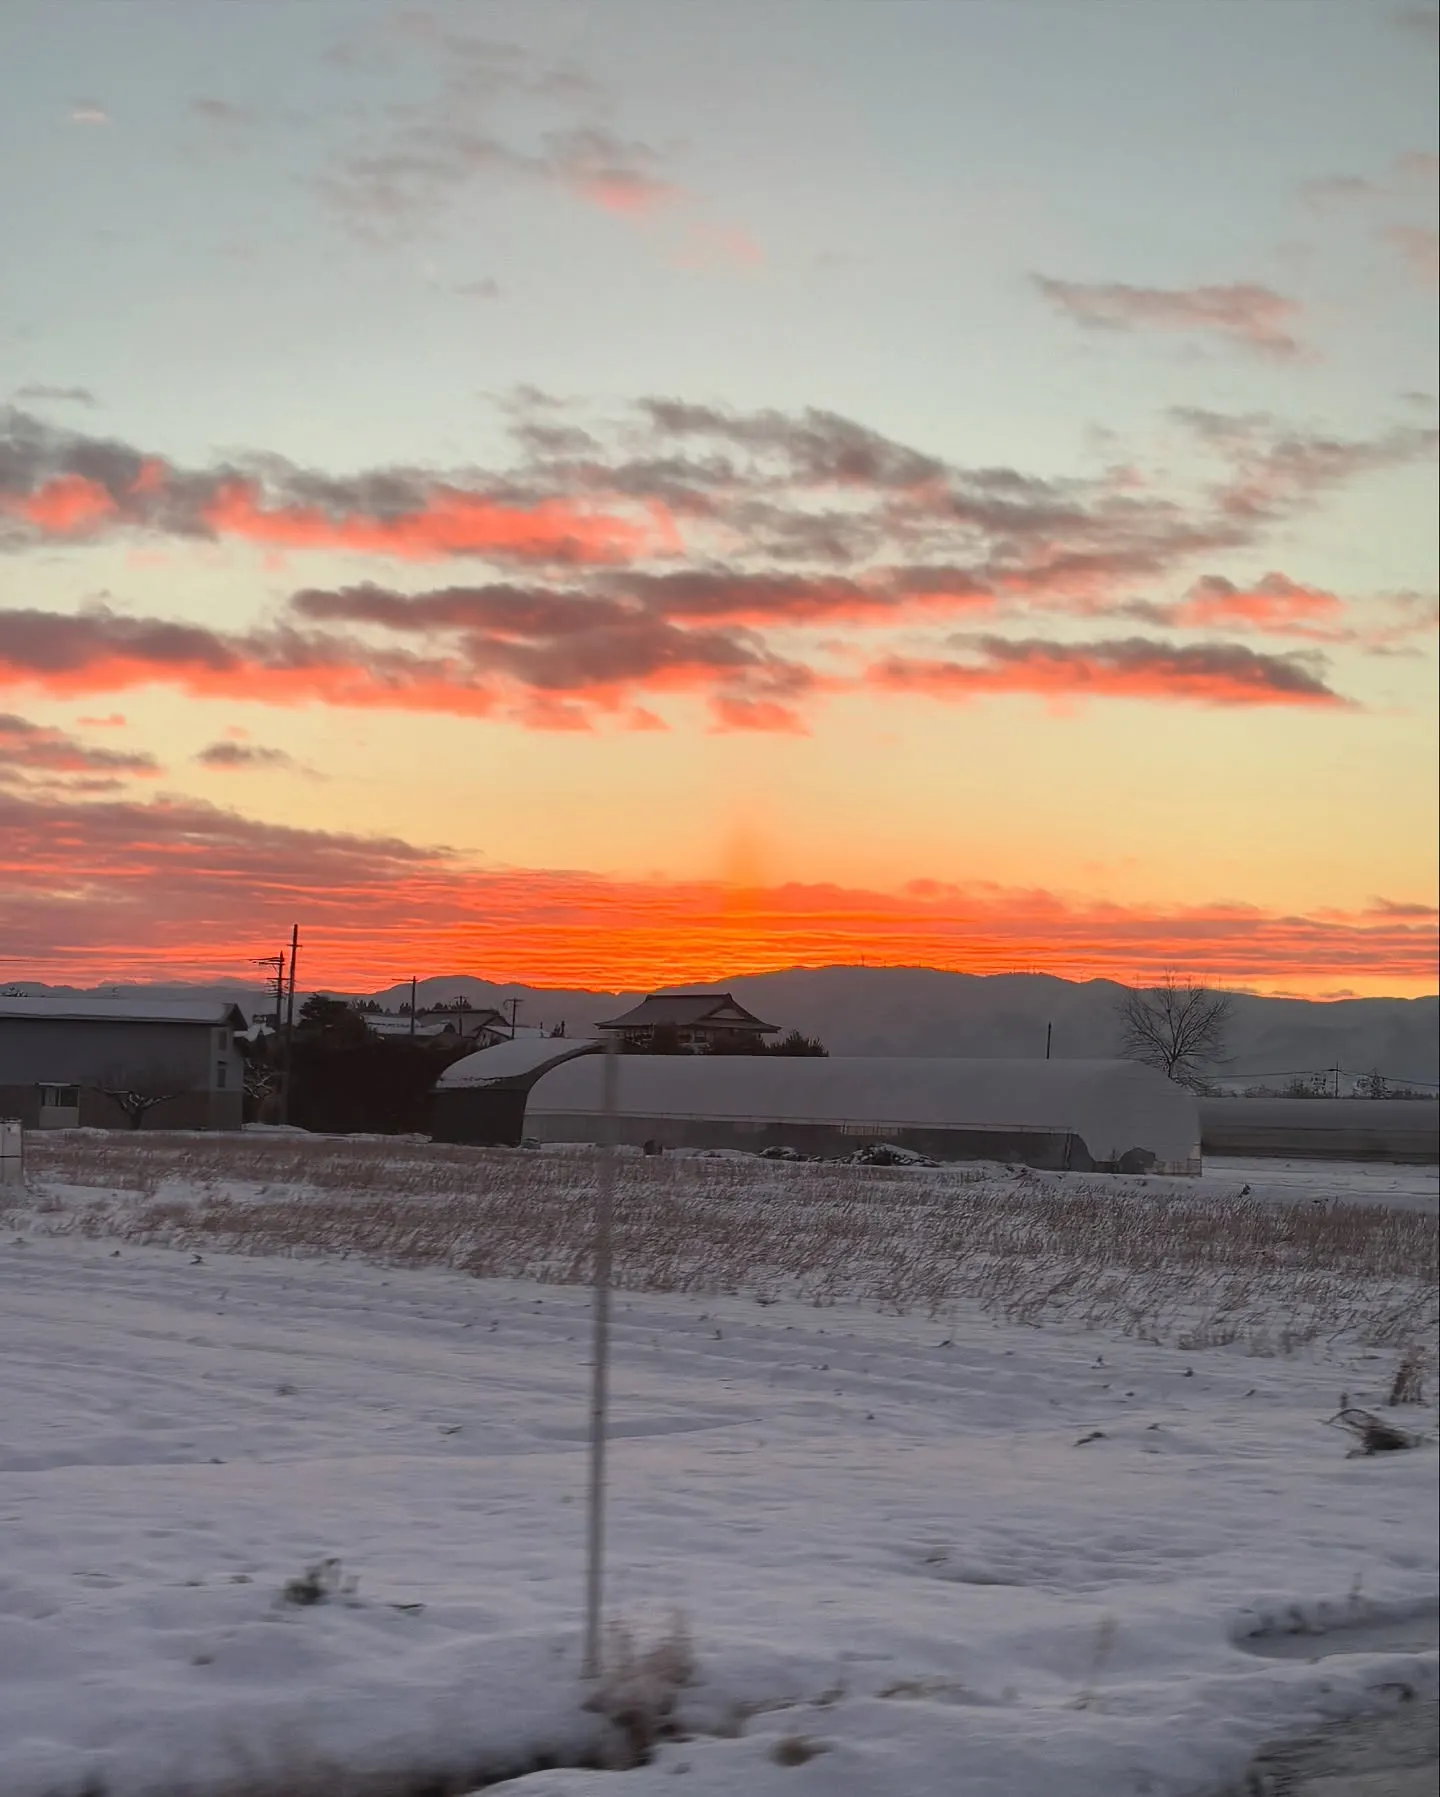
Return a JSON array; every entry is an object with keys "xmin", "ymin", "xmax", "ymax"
[
  {"xmin": 1, "ymin": 786, "xmax": 1435, "ymax": 997},
  {"xmin": 2, "ymin": 1, "xmax": 1436, "ymax": 1001}
]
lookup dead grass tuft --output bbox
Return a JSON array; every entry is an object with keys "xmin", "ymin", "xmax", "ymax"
[
  {"xmin": 770, "ymin": 1733, "xmax": 828, "ymax": 1766},
  {"xmin": 1387, "ymin": 1344, "xmax": 1431, "ymax": 1406},
  {"xmin": 584, "ymin": 1613, "xmax": 696, "ymax": 1767}
]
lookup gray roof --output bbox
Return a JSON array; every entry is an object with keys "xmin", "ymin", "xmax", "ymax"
[
  {"xmin": 0, "ymin": 996, "xmax": 247, "ymax": 1028},
  {"xmin": 598, "ymin": 991, "xmax": 778, "ymax": 1032}
]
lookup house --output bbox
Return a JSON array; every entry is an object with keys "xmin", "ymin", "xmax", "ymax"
[
  {"xmin": 596, "ymin": 991, "xmax": 779, "ymax": 1054},
  {"xmin": 0, "ymin": 996, "xmax": 247, "ymax": 1130}
]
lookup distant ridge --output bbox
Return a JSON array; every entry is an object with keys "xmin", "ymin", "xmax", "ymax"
[{"xmin": 7, "ymin": 967, "xmax": 1437, "ymax": 1085}]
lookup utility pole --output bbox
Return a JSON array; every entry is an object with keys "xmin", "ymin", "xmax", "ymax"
[
  {"xmin": 252, "ymin": 953, "xmax": 285, "ymax": 1125},
  {"xmin": 506, "ymin": 996, "xmax": 521, "ymax": 1039},
  {"xmin": 285, "ymin": 925, "xmax": 299, "ymax": 1031},
  {"xmin": 1045, "ymin": 1021, "xmax": 1053, "ymax": 1061},
  {"xmin": 278, "ymin": 924, "xmax": 299, "ymax": 1127},
  {"xmin": 409, "ymin": 974, "xmax": 417, "ymax": 1039},
  {"xmin": 582, "ymin": 1036, "xmax": 619, "ymax": 1681},
  {"xmin": 253, "ymin": 954, "xmax": 284, "ymax": 1032}
]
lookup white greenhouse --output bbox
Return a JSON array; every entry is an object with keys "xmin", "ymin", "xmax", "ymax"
[{"xmin": 432, "ymin": 1048, "xmax": 1201, "ymax": 1174}]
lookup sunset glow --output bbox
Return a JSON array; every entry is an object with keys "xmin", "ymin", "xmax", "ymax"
[
  {"xmin": 1, "ymin": 0, "xmax": 1435, "ymax": 999},
  {"xmin": 2, "ymin": 784, "xmax": 1435, "ymax": 995}
]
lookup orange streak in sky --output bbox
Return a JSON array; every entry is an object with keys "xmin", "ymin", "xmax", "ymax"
[
  {"xmin": 870, "ymin": 652, "xmax": 1342, "ymax": 708},
  {"xmin": 8, "ymin": 470, "xmax": 674, "ymax": 564},
  {"xmin": 1, "ymin": 805, "xmax": 1433, "ymax": 997},
  {"xmin": 198, "ymin": 480, "xmax": 669, "ymax": 563}
]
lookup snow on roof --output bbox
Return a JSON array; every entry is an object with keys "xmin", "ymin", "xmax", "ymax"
[
  {"xmin": 418, "ymin": 1005, "xmax": 508, "ymax": 1024},
  {"xmin": 365, "ymin": 1016, "xmax": 472, "ymax": 1038},
  {"xmin": 435, "ymin": 1035, "xmax": 603, "ymax": 1088},
  {"xmin": 0, "ymin": 996, "xmax": 246, "ymax": 1028},
  {"xmin": 528, "ymin": 1055, "xmax": 1200, "ymax": 1164},
  {"xmin": 598, "ymin": 991, "xmax": 778, "ymax": 1031}
]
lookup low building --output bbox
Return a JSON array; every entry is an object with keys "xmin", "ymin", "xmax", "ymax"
[
  {"xmin": 432, "ymin": 1045, "xmax": 1201, "ymax": 1174},
  {"xmin": 364, "ymin": 1006, "xmax": 511, "ymax": 1048},
  {"xmin": 596, "ymin": 991, "xmax": 779, "ymax": 1054},
  {"xmin": 0, "ymin": 996, "xmax": 247, "ymax": 1130}
]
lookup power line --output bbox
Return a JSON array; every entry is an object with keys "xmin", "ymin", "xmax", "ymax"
[{"xmin": 1212, "ymin": 1067, "xmax": 1438, "ymax": 1091}]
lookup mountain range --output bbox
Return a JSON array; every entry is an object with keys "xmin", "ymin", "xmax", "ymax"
[{"xmin": 10, "ymin": 968, "xmax": 1438, "ymax": 1087}]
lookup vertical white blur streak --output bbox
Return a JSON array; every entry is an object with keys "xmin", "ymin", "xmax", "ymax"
[{"xmin": 582, "ymin": 1035, "xmax": 618, "ymax": 1679}]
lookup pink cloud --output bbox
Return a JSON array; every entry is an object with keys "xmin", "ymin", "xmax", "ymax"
[
  {"xmin": 1034, "ymin": 276, "xmax": 1307, "ymax": 358},
  {"xmin": 1383, "ymin": 224, "xmax": 1440, "ymax": 287}
]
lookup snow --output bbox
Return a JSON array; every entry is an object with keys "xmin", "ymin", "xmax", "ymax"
[
  {"xmin": 1202, "ymin": 1156, "xmax": 1439, "ymax": 1215},
  {"xmin": 438, "ymin": 1035, "xmax": 603, "ymax": 1087},
  {"xmin": 0, "ymin": 995, "xmax": 246, "ymax": 1027},
  {"xmin": 0, "ymin": 1152, "xmax": 1435, "ymax": 1797}
]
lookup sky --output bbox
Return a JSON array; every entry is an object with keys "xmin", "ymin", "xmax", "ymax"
[{"xmin": 1, "ymin": 0, "xmax": 1437, "ymax": 998}]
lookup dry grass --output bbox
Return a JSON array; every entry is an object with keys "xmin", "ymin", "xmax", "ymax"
[
  {"xmin": 14, "ymin": 1133, "xmax": 1438, "ymax": 1353},
  {"xmin": 1387, "ymin": 1343, "xmax": 1432, "ymax": 1406},
  {"xmin": 770, "ymin": 1733, "xmax": 828, "ymax": 1766},
  {"xmin": 584, "ymin": 1614, "xmax": 696, "ymax": 1768}
]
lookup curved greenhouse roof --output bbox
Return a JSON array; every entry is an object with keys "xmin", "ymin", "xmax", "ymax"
[
  {"xmin": 525, "ymin": 1055, "xmax": 1199, "ymax": 1171},
  {"xmin": 436, "ymin": 1036, "xmax": 602, "ymax": 1088}
]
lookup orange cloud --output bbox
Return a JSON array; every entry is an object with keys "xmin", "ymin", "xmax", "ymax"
[
  {"xmin": 1, "ymin": 787, "xmax": 1433, "ymax": 996},
  {"xmin": 198, "ymin": 479, "xmax": 668, "ymax": 564},
  {"xmin": 0, "ymin": 712, "xmax": 159, "ymax": 783},
  {"xmin": 0, "ymin": 605, "xmax": 819, "ymax": 729},
  {"xmin": 869, "ymin": 637, "xmax": 1345, "ymax": 708},
  {"xmin": 708, "ymin": 694, "xmax": 809, "ymax": 733},
  {"xmin": 19, "ymin": 474, "xmax": 119, "ymax": 533},
  {"xmin": 0, "ymin": 607, "xmax": 1351, "ymax": 723},
  {"xmin": 1173, "ymin": 572, "xmax": 1346, "ymax": 633},
  {"xmin": 2, "ymin": 415, "xmax": 676, "ymax": 566}
]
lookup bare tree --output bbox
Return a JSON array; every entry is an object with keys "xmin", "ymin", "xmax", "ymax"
[
  {"xmin": 1114, "ymin": 973, "xmax": 1232, "ymax": 1088},
  {"xmin": 99, "ymin": 1067, "xmax": 189, "ymax": 1129}
]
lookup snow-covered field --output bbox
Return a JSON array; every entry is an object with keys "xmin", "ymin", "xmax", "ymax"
[
  {"xmin": 1, "ymin": 1137, "xmax": 1436, "ymax": 1797},
  {"xmin": 1202, "ymin": 1156, "xmax": 1438, "ymax": 1215}
]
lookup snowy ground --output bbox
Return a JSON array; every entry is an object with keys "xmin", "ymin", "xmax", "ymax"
[
  {"xmin": 1201, "ymin": 1157, "xmax": 1438, "ymax": 1216},
  {"xmin": 1, "ymin": 1143, "xmax": 1436, "ymax": 1797}
]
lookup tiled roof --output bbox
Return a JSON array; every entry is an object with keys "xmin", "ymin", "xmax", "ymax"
[{"xmin": 598, "ymin": 991, "xmax": 778, "ymax": 1032}]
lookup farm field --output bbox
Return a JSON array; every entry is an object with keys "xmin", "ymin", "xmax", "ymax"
[{"xmin": 1, "ymin": 1135, "xmax": 1435, "ymax": 1797}]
